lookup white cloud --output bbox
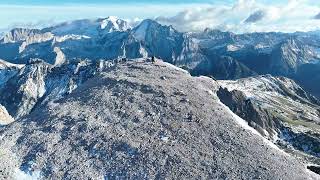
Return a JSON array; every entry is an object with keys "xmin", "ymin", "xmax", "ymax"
[
  {"xmin": 0, "ymin": 3, "xmax": 210, "ymax": 32},
  {"xmin": 156, "ymin": 0, "xmax": 320, "ymax": 33},
  {"xmin": 1, "ymin": 1, "xmax": 320, "ymax": 34}
]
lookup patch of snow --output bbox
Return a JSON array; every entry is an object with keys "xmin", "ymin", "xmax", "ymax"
[
  {"xmin": 160, "ymin": 60, "xmax": 189, "ymax": 74},
  {"xmin": 219, "ymin": 80, "xmax": 255, "ymax": 98},
  {"xmin": 100, "ymin": 16, "xmax": 131, "ymax": 32},
  {"xmin": 139, "ymin": 45, "xmax": 148, "ymax": 58},
  {"xmin": 227, "ymin": 44, "xmax": 241, "ymax": 51},
  {"xmin": 0, "ymin": 59, "xmax": 24, "ymax": 69},
  {"xmin": 255, "ymin": 44, "xmax": 272, "ymax": 53},
  {"xmin": 101, "ymin": 16, "xmax": 119, "ymax": 30},
  {"xmin": 218, "ymin": 100, "xmax": 287, "ymax": 154},
  {"xmin": 255, "ymin": 43, "xmax": 267, "ymax": 49},
  {"xmin": 53, "ymin": 47, "xmax": 66, "ymax": 67},
  {"xmin": 53, "ymin": 34, "xmax": 90, "ymax": 43},
  {"xmin": 14, "ymin": 169, "xmax": 42, "ymax": 180},
  {"xmin": 219, "ymin": 76, "xmax": 289, "ymax": 99},
  {"xmin": 160, "ymin": 136, "xmax": 169, "ymax": 142},
  {"xmin": 0, "ymin": 105, "xmax": 14, "ymax": 125},
  {"xmin": 291, "ymin": 48, "xmax": 300, "ymax": 52},
  {"xmin": 270, "ymin": 130, "xmax": 280, "ymax": 143},
  {"xmin": 218, "ymin": 100, "xmax": 259, "ymax": 136},
  {"xmin": 197, "ymin": 76, "xmax": 214, "ymax": 82},
  {"xmin": 101, "ymin": 16, "xmax": 117, "ymax": 29},
  {"xmin": 20, "ymin": 75, "xmax": 46, "ymax": 99}
]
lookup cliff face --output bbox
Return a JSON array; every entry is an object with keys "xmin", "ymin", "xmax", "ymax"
[
  {"xmin": 0, "ymin": 105, "xmax": 14, "ymax": 125},
  {"xmin": 218, "ymin": 75, "xmax": 320, "ymax": 164}
]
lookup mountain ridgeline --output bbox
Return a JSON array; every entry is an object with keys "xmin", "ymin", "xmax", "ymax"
[
  {"xmin": 1, "ymin": 17, "xmax": 320, "ymax": 179},
  {"xmin": 0, "ymin": 60, "xmax": 318, "ymax": 179},
  {"xmin": 1, "ymin": 17, "xmax": 320, "ymax": 98}
]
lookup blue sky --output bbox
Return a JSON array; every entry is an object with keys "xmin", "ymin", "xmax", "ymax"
[
  {"xmin": 0, "ymin": 0, "xmax": 320, "ymax": 33},
  {"xmin": 0, "ymin": 0, "xmax": 234, "ymax": 5},
  {"xmin": 0, "ymin": 1, "xmax": 218, "ymax": 31}
]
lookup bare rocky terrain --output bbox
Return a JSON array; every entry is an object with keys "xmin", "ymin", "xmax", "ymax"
[
  {"xmin": 218, "ymin": 75, "xmax": 320, "ymax": 165},
  {"xmin": 0, "ymin": 60, "xmax": 318, "ymax": 179}
]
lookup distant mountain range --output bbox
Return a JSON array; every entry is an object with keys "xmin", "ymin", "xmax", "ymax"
[
  {"xmin": 1, "ymin": 17, "xmax": 319, "ymax": 98},
  {"xmin": 0, "ymin": 17, "xmax": 320, "ymax": 178}
]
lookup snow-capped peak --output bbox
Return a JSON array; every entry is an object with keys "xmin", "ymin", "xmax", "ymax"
[
  {"xmin": 100, "ymin": 16, "xmax": 119, "ymax": 29},
  {"xmin": 45, "ymin": 17, "xmax": 130, "ymax": 37},
  {"xmin": 99, "ymin": 16, "xmax": 131, "ymax": 32}
]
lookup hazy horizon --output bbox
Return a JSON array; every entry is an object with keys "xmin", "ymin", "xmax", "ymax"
[{"xmin": 1, "ymin": 0, "xmax": 320, "ymax": 33}]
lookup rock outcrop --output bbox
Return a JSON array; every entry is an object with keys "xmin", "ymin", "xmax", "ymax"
[
  {"xmin": 0, "ymin": 105, "xmax": 14, "ymax": 125},
  {"xmin": 218, "ymin": 75, "xmax": 320, "ymax": 164}
]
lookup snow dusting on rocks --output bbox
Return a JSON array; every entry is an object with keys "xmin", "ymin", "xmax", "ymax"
[{"xmin": 0, "ymin": 60, "xmax": 317, "ymax": 179}]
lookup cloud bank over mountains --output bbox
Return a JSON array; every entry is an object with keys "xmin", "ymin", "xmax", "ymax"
[
  {"xmin": 156, "ymin": 0, "xmax": 320, "ymax": 33},
  {"xmin": 1, "ymin": 0, "xmax": 320, "ymax": 34}
]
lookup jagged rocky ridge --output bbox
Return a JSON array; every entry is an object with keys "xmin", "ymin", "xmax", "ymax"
[
  {"xmin": 0, "ymin": 17, "xmax": 319, "ymax": 98},
  {"xmin": 218, "ymin": 75, "xmax": 320, "ymax": 164},
  {"xmin": 0, "ymin": 58, "xmax": 116, "ymax": 120},
  {"xmin": 0, "ymin": 60, "xmax": 318, "ymax": 179},
  {"xmin": 0, "ymin": 17, "xmax": 320, "ymax": 178}
]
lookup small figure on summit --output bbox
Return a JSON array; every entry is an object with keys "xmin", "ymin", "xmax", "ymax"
[
  {"xmin": 151, "ymin": 56, "xmax": 156, "ymax": 64},
  {"xmin": 121, "ymin": 57, "xmax": 127, "ymax": 63}
]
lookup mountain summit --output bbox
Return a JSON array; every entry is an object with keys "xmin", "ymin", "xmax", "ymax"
[
  {"xmin": 43, "ymin": 16, "xmax": 131, "ymax": 37},
  {"xmin": 0, "ymin": 59, "xmax": 317, "ymax": 179},
  {"xmin": 0, "ymin": 17, "xmax": 320, "ymax": 179}
]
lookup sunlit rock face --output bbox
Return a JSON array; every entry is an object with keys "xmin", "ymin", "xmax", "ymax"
[{"xmin": 0, "ymin": 105, "xmax": 14, "ymax": 125}]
